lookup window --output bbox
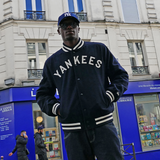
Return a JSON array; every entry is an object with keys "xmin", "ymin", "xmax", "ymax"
[
  {"xmin": 27, "ymin": 42, "xmax": 47, "ymax": 79},
  {"xmin": 127, "ymin": 42, "xmax": 149, "ymax": 75},
  {"xmin": 121, "ymin": 0, "xmax": 139, "ymax": 23},
  {"xmin": 24, "ymin": 0, "xmax": 45, "ymax": 20},
  {"xmin": 32, "ymin": 103, "xmax": 63, "ymax": 159},
  {"xmin": 134, "ymin": 94, "xmax": 160, "ymax": 151},
  {"xmin": 67, "ymin": 0, "xmax": 87, "ymax": 21}
]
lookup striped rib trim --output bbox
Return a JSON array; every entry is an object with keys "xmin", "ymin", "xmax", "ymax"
[
  {"xmin": 62, "ymin": 39, "xmax": 84, "ymax": 52},
  {"xmin": 95, "ymin": 113, "xmax": 113, "ymax": 125},
  {"xmin": 61, "ymin": 122, "xmax": 81, "ymax": 130},
  {"xmin": 106, "ymin": 90, "xmax": 115, "ymax": 102},
  {"xmin": 52, "ymin": 103, "xmax": 60, "ymax": 115},
  {"xmin": 61, "ymin": 113, "xmax": 113, "ymax": 130}
]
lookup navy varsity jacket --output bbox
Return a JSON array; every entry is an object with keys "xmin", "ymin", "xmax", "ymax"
[{"xmin": 36, "ymin": 38, "xmax": 128, "ymax": 131}]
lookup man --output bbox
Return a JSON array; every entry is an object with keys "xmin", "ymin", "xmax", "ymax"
[
  {"xmin": 36, "ymin": 12, "xmax": 128, "ymax": 160},
  {"xmin": 34, "ymin": 125, "xmax": 48, "ymax": 160},
  {"xmin": 9, "ymin": 130, "xmax": 29, "ymax": 160}
]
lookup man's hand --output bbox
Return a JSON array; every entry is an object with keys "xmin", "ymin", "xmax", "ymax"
[
  {"xmin": 58, "ymin": 108, "xmax": 61, "ymax": 116},
  {"xmin": 24, "ymin": 135, "xmax": 28, "ymax": 138},
  {"xmin": 9, "ymin": 152, "xmax": 13, "ymax": 156}
]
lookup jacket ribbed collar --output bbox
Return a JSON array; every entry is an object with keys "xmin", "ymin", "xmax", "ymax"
[{"xmin": 62, "ymin": 38, "xmax": 84, "ymax": 52}]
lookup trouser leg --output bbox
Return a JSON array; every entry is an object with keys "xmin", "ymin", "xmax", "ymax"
[
  {"xmin": 63, "ymin": 131, "xmax": 95, "ymax": 160},
  {"xmin": 92, "ymin": 122, "xmax": 124, "ymax": 160}
]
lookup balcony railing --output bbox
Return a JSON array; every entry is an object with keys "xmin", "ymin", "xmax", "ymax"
[
  {"xmin": 24, "ymin": 11, "xmax": 46, "ymax": 20},
  {"xmin": 28, "ymin": 69, "xmax": 43, "ymax": 79},
  {"xmin": 72, "ymin": 12, "xmax": 88, "ymax": 22},
  {"xmin": 131, "ymin": 66, "xmax": 149, "ymax": 75}
]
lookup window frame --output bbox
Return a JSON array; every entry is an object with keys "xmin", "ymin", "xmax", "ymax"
[
  {"xmin": 26, "ymin": 41, "xmax": 48, "ymax": 70},
  {"xmin": 120, "ymin": 0, "xmax": 140, "ymax": 23},
  {"xmin": 127, "ymin": 41, "xmax": 149, "ymax": 75},
  {"xmin": 67, "ymin": 0, "xmax": 86, "ymax": 12}
]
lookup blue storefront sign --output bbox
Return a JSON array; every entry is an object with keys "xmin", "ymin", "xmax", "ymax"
[
  {"xmin": 124, "ymin": 79, "xmax": 160, "ymax": 94},
  {"xmin": 0, "ymin": 103, "xmax": 15, "ymax": 158}
]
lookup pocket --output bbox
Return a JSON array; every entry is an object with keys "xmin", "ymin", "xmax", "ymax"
[
  {"xmin": 103, "ymin": 90, "xmax": 110, "ymax": 107},
  {"xmin": 64, "ymin": 132, "xmax": 71, "ymax": 140},
  {"xmin": 105, "ymin": 122, "xmax": 116, "ymax": 130}
]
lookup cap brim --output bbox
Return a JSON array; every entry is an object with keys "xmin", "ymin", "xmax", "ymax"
[{"xmin": 59, "ymin": 17, "xmax": 79, "ymax": 25}]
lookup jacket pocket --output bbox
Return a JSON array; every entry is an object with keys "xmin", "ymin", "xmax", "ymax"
[{"xmin": 64, "ymin": 132, "xmax": 72, "ymax": 140}]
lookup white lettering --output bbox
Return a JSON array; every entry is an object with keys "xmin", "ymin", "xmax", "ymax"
[
  {"xmin": 73, "ymin": 56, "xmax": 80, "ymax": 65},
  {"xmin": 89, "ymin": 56, "xmax": 95, "ymax": 65},
  {"xmin": 60, "ymin": 65, "xmax": 67, "ymax": 74},
  {"xmin": 65, "ymin": 59, "xmax": 72, "ymax": 69},
  {"xmin": 95, "ymin": 60, "xmax": 102, "ymax": 68},
  {"xmin": 65, "ymin": 12, "xmax": 71, "ymax": 17},
  {"xmin": 82, "ymin": 55, "xmax": 87, "ymax": 64},
  {"xmin": 31, "ymin": 88, "xmax": 36, "ymax": 97},
  {"xmin": 54, "ymin": 70, "xmax": 61, "ymax": 78}
]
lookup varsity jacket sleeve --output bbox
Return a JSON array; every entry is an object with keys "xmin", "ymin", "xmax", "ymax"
[
  {"xmin": 36, "ymin": 62, "xmax": 60, "ymax": 116},
  {"xmin": 104, "ymin": 45, "xmax": 129, "ymax": 103}
]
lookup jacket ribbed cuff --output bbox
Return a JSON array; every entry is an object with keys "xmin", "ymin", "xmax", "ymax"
[
  {"xmin": 106, "ymin": 90, "xmax": 115, "ymax": 103},
  {"xmin": 52, "ymin": 103, "xmax": 60, "ymax": 115}
]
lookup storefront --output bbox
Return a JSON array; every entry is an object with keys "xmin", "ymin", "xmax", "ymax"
[
  {"xmin": 116, "ymin": 79, "xmax": 160, "ymax": 160},
  {"xmin": 0, "ymin": 87, "xmax": 66, "ymax": 160},
  {"xmin": 0, "ymin": 79, "xmax": 160, "ymax": 160}
]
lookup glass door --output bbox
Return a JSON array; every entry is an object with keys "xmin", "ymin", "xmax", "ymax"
[{"xmin": 32, "ymin": 102, "xmax": 63, "ymax": 159}]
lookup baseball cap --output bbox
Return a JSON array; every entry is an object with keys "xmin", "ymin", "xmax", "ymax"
[
  {"xmin": 38, "ymin": 125, "xmax": 44, "ymax": 130},
  {"xmin": 58, "ymin": 12, "xmax": 80, "ymax": 26}
]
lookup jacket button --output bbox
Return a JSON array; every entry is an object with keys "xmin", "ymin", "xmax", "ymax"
[
  {"xmin": 77, "ymin": 78, "xmax": 80, "ymax": 81},
  {"xmin": 83, "ymin": 109, "xmax": 86, "ymax": 112},
  {"xmin": 80, "ymin": 93, "xmax": 83, "ymax": 96}
]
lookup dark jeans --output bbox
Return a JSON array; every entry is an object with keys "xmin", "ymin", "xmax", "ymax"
[
  {"xmin": 64, "ymin": 122, "xmax": 124, "ymax": 160},
  {"xmin": 38, "ymin": 153, "xmax": 48, "ymax": 160}
]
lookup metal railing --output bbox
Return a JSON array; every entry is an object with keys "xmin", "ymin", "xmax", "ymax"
[
  {"xmin": 28, "ymin": 69, "xmax": 43, "ymax": 79},
  {"xmin": 24, "ymin": 11, "xmax": 46, "ymax": 20},
  {"xmin": 72, "ymin": 12, "xmax": 88, "ymax": 22},
  {"xmin": 131, "ymin": 66, "xmax": 149, "ymax": 75},
  {"xmin": 121, "ymin": 143, "xmax": 136, "ymax": 160}
]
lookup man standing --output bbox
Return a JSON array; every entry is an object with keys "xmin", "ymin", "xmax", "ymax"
[
  {"xmin": 34, "ymin": 126, "xmax": 48, "ymax": 160},
  {"xmin": 36, "ymin": 12, "xmax": 128, "ymax": 160},
  {"xmin": 9, "ymin": 130, "xmax": 29, "ymax": 160}
]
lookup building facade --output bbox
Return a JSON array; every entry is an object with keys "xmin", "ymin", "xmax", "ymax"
[{"xmin": 0, "ymin": 0, "xmax": 160, "ymax": 159}]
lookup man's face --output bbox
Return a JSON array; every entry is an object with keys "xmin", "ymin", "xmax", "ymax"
[
  {"xmin": 58, "ymin": 18, "xmax": 80, "ymax": 42},
  {"xmin": 40, "ymin": 129, "xmax": 43, "ymax": 134},
  {"xmin": 21, "ymin": 131, "xmax": 26, "ymax": 136}
]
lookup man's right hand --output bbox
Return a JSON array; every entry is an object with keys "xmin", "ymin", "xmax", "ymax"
[
  {"xmin": 24, "ymin": 135, "xmax": 28, "ymax": 138},
  {"xmin": 58, "ymin": 108, "xmax": 61, "ymax": 116},
  {"xmin": 9, "ymin": 152, "xmax": 13, "ymax": 156}
]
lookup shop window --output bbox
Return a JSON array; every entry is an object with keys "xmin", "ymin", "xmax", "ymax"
[
  {"xmin": 67, "ymin": 0, "xmax": 87, "ymax": 22},
  {"xmin": 121, "ymin": 0, "xmax": 140, "ymax": 23},
  {"xmin": 127, "ymin": 42, "xmax": 149, "ymax": 75},
  {"xmin": 27, "ymin": 42, "xmax": 47, "ymax": 79},
  {"xmin": 32, "ymin": 103, "xmax": 62, "ymax": 159},
  {"xmin": 134, "ymin": 94, "xmax": 160, "ymax": 151},
  {"xmin": 24, "ymin": 0, "xmax": 45, "ymax": 20}
]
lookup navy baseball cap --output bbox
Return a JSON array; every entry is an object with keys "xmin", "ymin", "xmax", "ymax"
[
  {"xmin": 58, "ymin": 12, "xmax": 80, "ymax": 26},
  {"xmin": 38, "ymin": 125, "xmax": 44, "ymax": 130}
]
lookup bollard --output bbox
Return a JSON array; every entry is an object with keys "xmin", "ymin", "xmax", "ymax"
[{"xmin": 1, "ymin": 156, "xmax": 4, "ymax": 160}]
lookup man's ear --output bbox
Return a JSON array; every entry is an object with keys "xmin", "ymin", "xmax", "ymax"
[
  {"xmin": 78, "ymin": 26, "xmax": 80, "ymax": 33},
  {"xmin": 57, "ymin": 28, "xmax": 61, "ymax": 35}
]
